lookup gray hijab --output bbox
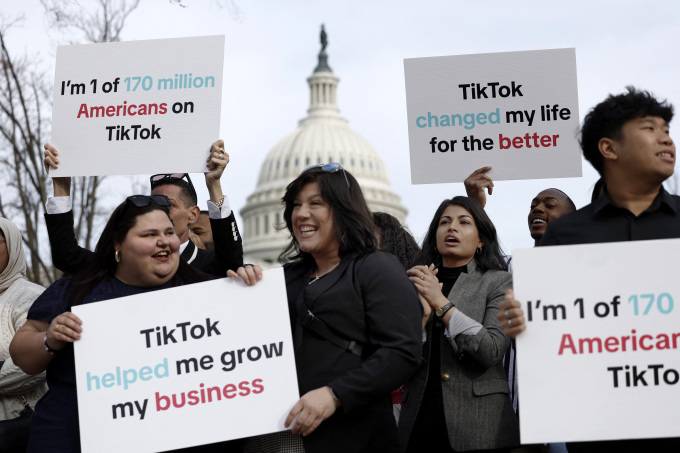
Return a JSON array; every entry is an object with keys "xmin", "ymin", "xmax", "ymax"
[{"xmin": 0, "ymin": 217, "xmax": 27, "ymax": 293}]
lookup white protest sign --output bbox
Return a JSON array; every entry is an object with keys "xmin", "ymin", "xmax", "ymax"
[
  {"xmin": 51, "ymin": 35, "xmax": 224, "ymax": 177},
  {"xmin": 512, "ymin": 239, "xmax": 680, "ymax": 444},
  {"xmin": 404, "ymin": 48, "xmax": 581, "ymax": 184},
  {"xmin": 72, "ymin": 268, "xmax": 299, "ymax": 453}
]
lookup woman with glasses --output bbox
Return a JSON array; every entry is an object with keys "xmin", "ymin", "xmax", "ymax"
[
  {"xmin": 251, "ymin": 164, "xmax": 421, "ymax": 452},
  {"xmin": 399, "ymin": 196, "xmax": 519, "ymax": 452},
  {"xmin": 10, "ymin": 195, "xmax": 259, "ymax": 452},
  {"xmin": 0, "ymin": 218, "xmax": 47, "ymax": 450}
]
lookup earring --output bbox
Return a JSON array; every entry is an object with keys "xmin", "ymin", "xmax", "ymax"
[
  {"xmin": 115, "ymin": 250, "xmax": 121, "ymax": 263},
  {"xmin": 476, "ymin": 247, "xmax": 482, "ymax": 255}
]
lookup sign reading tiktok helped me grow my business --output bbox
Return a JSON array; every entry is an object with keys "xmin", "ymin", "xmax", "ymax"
[
  {"xmin": 72, "ymin": 268, "xmax": 299, "ymax": 453},
  {"xmin": 512, "ymin": 239, "xmax": 680, "ymax": 444},
  {"xmin": 50, "ymin": 35, "xmax": 224, "ymax": 177},
  {"xmin": 404, "ymin": 48, "xmax": 581, "ymax": 184}
]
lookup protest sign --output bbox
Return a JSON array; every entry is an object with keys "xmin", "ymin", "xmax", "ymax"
[
  {"xmin": 50, "ymin": 35, "xmax": 224, "ymax": 177},
  {"xmin": 512, "ymin": 239, "xmax": 680, "ymax": 444},
  {"xmin": 404, "ymin": 48, "xmax": 581, "ymax": 184},
  {"xmin": 72, "ymin": 267, "xmax": 299, "ymax": 453}
]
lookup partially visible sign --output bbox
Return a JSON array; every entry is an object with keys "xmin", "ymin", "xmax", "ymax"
[{"xmin": 513, "ymin": 239, "xmax": 680, "ymax": 444}]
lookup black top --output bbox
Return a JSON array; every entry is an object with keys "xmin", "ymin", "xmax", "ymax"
[
  {"xmin": 438, "ymin": 264, "xmax": 468, "ymax": 297},
  {"xmin": 540, "ymin": 186, "xmax": 680, "ymax": 246},
  {"xmin": 538, "ymin": 185, "xmax": 680, "ymax": 453}
]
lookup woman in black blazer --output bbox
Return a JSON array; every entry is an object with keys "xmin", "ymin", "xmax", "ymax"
[
  {"xmin": 260, "ymin": 163, "xmax": 422, "ymax": 453},
  {"xmin": 400, "ymin": 196, "xmax": 519, "ymax": 452}
]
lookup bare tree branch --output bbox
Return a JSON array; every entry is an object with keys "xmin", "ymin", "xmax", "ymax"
[
  {"xmin": 40, "ymin": 0, "xmax": 141, "ymax": 43},
  {"xmin": 0, "ymin": 24, "xmax": 54, "ymax": 284}
]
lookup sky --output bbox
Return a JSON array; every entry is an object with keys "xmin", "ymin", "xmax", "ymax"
[{"xmin": 3, "ymin": 0, "xmax": 680, "ymax": 255}]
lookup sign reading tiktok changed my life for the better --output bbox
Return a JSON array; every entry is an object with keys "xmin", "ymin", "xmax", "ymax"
[
  {"xmin": 72, "ymin": 268, "xmax": 299, "ymax": 453},
  {"xmin": 50, "ymin": 35, "xmax": 224, "ymax": 177},
  {"xmin": 512, "ymin": 239, "xmax": 680, "ymax": 444},
  {"xmin": 404, "ymin": 48, "xmax": 581, "ymax": 184}
]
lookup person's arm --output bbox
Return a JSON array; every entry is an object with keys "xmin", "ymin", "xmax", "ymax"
[
  {"xmin": 0, "ymin": 289, "xmax": 47, "ymax": 395},
  {"xmin": 446, "ymin": 273, "xmax": 512, "ymax": 368},
  {"xmin": 203, "ymin": 140, "xmax": 244, "ymax": 273},
  {"xmin": 44, "ymin": 143, "xmax": 72, "ymax": 198},
  {"xmin": 10, "ymin": 313, "xmax": 82, "ymax": 376},
  {"xmin": 44, "ymin": 210, "xmax": 95, "ymax": 274},
  {"xmin": 464, "ymin": 166, "xmax": 494, "ymax": 208},
  {"xmin": 43, "ymin": 143, "xmax": 94, "ymax": 274}
]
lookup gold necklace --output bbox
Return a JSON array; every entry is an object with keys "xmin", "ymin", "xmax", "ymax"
[{"xmin": 309, "ymin": 262, "xmax": 340, "ymax": 285}]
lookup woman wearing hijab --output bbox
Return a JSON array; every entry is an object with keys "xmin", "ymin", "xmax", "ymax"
[{"xmin": 0, "ymin": 218, "xmax": 48, "ymax": 450}]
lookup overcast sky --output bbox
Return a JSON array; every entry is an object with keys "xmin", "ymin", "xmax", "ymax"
[{"xmin": 4, "ymin": 0, "xmax": 680, "ymax": 255}]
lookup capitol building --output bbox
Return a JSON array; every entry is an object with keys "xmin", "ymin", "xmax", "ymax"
[{"xmin": 240, "ymin": 30, "xmax": 407, "ymax": 266}]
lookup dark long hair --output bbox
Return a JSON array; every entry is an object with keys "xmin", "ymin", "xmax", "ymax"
[
  {"xmin": 67, "ymin": 197, "xmax": 203, "ymax": 305},
  {"xmin": 373, "ymin": 212, "xmax": 420, "ymax": 269},
  {"xmin": 415, "ymin": 196, "xmax": 507, "ymax": 272},
  {"xmin": 279, "ymin": 166, "xmax": 377, "ymax": 264}
]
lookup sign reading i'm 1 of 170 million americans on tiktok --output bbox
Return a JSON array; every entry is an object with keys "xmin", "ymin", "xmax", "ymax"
[{"xmin": 50, "ymin": 35, "xmax": 224, "ymax": 177}]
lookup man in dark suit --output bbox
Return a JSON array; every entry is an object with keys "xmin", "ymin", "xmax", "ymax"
[{"xmin": 43, "ymin": 140, "xmax": 243, "ymax": 277}]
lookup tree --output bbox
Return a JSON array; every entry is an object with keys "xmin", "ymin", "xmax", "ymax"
[
  {"xmin": 1, "ymin": 0, "xmax": 239, "ymax": 284},
  {"xmin": 40, "ymin": 0, "xmax": 141, "ymax": 43},
  {"xmin": 0, "ymin": 1, "xmax": 142, "ymax": 285},
  {"xmin": 0, "ymin": 21, "xmax": 53, "ymax": 284}
]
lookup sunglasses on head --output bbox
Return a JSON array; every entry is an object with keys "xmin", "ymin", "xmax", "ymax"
[
  {"xmin": 150, "ymin": 173, "xmax": 197, "ymax": 200},
  {"xmin": 302, "ymin": 162, "xmax": 350, "ymax": 188},
  {"xmin": 125, "ymin": 194, "xmax": 170, "ymax": 208}
]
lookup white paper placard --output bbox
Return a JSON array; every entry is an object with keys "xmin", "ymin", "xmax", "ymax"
[
  {"xmin": 512, "ymin": 239, "xmax": 680, "ymax": 444},
  {"xmin": 50, "ymin": 35, "xmax": 224, "ymax": 177},
  {"xmin": 73, "ymin": 267, "xmax": 299, "ymax": 453},
  {"xmin": 404, "ymin": 48, "xmax": 581, "ymax": 184}
]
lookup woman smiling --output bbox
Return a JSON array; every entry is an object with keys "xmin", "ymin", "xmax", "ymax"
[{"xmin": 264, "ymin": 164, "xmax": 422, "ymax": 453}]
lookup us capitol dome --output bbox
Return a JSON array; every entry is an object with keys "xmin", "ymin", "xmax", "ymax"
[{"xmin": 240, "ymin": 27, "xmax": 407, "ymax": 265}]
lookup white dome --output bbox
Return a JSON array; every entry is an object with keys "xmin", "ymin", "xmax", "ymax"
[{"xmin": 240, "ymin": 47, "xmax": 407, "ymax": 265}]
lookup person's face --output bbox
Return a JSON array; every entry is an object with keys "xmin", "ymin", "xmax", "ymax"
[
  {"xmin": 0, "ymin": 234, "xmax": 8, "ymax": 276},
  {"xmin": 528, "ymin": 189, "xmax": 573, "ymax": 242},
  {"xmin": 190, "ymin": 213, "xmax": 214, "ymax": 249},
  {"xmin": 292, "ymin": 182, "xmax": 339, "ymax": 261},
  {"xmin": 610, "ymin": 116, "xmax": 675, "ymax": 183},
  {"xmin": 150, "ymin": 184, "xmax": 193, "ymax": 242},
  {"xmin": 436, "ymin": 204, "xmax": 483, "ymax": 268},
  {"xmin": 114, "ymin": 210, "xmax": 180, "ymax": 287}
]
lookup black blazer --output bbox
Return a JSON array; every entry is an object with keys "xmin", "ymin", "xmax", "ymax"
[
  {"xmin": 45, "ymin": 210, "xmax": 243, "ymax": 276},
  {"xmin": 285, "ymin": 251, "xmax": 422, "ymax": 453}
]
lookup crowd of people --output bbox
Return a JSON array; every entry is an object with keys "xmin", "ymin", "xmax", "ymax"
[{"xmin": 0, "ymin": 85, "xmax": 677, "ymax": 453}]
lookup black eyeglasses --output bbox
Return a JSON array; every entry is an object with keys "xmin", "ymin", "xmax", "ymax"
[
  {"xmin": 125, "ymin": 195, "xmax": 170, "ymax": 208},
  {"xmin": 302, "ymin": 162, "xmax": 350, "ymax": 188},
  {"xmin": 149, "ymin": 173, "xmax": 197, "ymax": 202}
]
